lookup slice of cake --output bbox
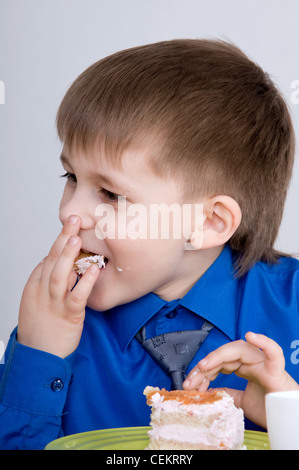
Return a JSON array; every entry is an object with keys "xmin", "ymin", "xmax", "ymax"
[
  {"xmin": 144, "ymin": 386, "xmax": 245, "ymax": 450},
  {"xmin": 73, "ymin": 251, "xmax": 106, "ymax": 275}
]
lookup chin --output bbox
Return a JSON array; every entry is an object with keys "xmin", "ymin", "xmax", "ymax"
[
  {"xmin": 86, "ymin": 294, "xmax": 115, "ymax": 312},
  {"xmin": 86, "ymin": 285, "xmax": 128, "ymax": 311},
  {"xmin": 86, "ymin": 284, "xmax": 147, "ymax": 312}
]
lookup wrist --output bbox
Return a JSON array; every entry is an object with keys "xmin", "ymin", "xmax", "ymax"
[
  {"xmin": 270, "ymin": 371, "xmax": 299, "ymax": 393},
  {"xmin": 283, "ymin": 372, "xmax": 299, "ymax": 391}
]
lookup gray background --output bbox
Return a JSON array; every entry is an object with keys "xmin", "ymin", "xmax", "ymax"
[{"xmin": 1, "ymin": 0, "xmax": 299, "ymax": 352}]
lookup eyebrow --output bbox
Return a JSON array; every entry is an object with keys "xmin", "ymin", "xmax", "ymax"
[{"xmin": 60, "ymin": 153, "xmax": 136, "ymax": 197}]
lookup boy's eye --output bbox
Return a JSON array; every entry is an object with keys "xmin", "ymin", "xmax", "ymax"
[
  {"xmin": 60, "ymin": 173, "xmax": 119, "ymax": 202},
  {"xmin": 100, "ymin": 188, "xmax": 119, "ymax": 202},
  {"xmin": 60, "ymin": 172, "xmax": 77, "ymax": 184}
]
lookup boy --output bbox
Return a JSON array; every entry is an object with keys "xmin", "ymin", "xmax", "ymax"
[{"xmin": 0, "ymin": 39, "xmax": 298, "ymax": 450}]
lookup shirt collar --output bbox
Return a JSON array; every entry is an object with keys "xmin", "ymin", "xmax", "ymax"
[
  {"xmin": 110, "ymin": 245, "xmax": 239, "ymax": 352},
  {"xmin": 180, "ymin": 245, "xmax": 239, "ymax": 341},
  {"xmin": 110, "ymin": 293, "xmax": 167, "ymax": 352}
]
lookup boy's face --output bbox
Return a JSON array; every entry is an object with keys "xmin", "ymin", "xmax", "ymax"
[{"xmin": 59, "ymin": 144, "xmax": 203, "ymax": 311}]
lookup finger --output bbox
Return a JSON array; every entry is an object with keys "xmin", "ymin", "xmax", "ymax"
[
  {"xmin": 20, "ymin": 259, "xmax": 45, "ymax": 304},
  {"xmin": 66, "ymin": 264, "xmax": 100, "ymax": 315},
  {"xmin": 183, "ymin": 366, "xmax": 204, "ymax": 389},
  {"xmin": 67, "ymin": 270, "xmax": 78, "ymax": 291},
  {"xmin": 48, "ymin": 235, "xmax": 82, "ymax": 301},
  {"xmin": 26, "ymin": 258, "xmax": 45, "ymax": 283},
  {"xmin": 184, "ymin": 362, "xmax": 222, "ymax": 389},
  {"xmin": 42, "ymin": 215, "xmax": 81, "ymax": 277},
  {"xmin": 245, "ymin": 332, "xmax": 285, "ymax": 369},
  {"xmin": 196, "ymin": 340, "xmax": 265, "ymax": 372},
  {"xmin": 196, "ymin": 377, "xmax": 210, "ymax": 392},
  {"xmin": 184, "ymin": 361, "xmax": 242, "ymax": 390},
  {"xmin": 183, "ymin": 340, "xmax": 265, "ymax": 390}
]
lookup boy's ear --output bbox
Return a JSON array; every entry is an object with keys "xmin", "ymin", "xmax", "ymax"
[{"xmin": 189, "ymin": 195, "xmax": 242, "ymax": 250}]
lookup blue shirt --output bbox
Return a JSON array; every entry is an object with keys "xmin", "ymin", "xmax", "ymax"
[{"xmin": 1, "ymin": 245, "xmax": 299, "ymax": 449}]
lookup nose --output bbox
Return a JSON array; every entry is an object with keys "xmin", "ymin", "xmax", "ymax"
[{"xmin": 59, "ymin": 187, "xmax": 95, "ymax": 230}]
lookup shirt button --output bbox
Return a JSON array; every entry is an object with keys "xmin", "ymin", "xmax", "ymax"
[
  {"xmin": 166, "ymin": 309, "xmax": 177, "ymax": 319},
  {"xmin": 51, "ymin": 379, "xmax": 64, "ymax": 392}
]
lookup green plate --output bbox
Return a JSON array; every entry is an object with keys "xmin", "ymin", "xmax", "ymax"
[{"xmin": 45, "ymin": 426, "xmax": 270, "ymax": 450}]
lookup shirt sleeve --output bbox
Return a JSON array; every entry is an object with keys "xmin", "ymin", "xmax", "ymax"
[{"xmin": 0, "ymin": 328, "xmax": 73, "ymax": 449}]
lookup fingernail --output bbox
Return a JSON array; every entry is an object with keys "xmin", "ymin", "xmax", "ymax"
[
  {"xmin": 189, "ymin": 367, "xmax": 199, "ymax": 378},
  {"xmin": 68, "ymin": 215, "xmax": 79, "ymax": 224},
  {"xmin": 248, "ymin": 331, "xmax": 257, "ymax": 338},
  {"xmin": 67, "ymin": 236, "xmax": 78, "ymax": 246},
  {"xmin": 183, "ymin": 378, "xmax": 191, "ymax": 388},
  {"xmin": 184, "ymin": 368, "xmax": 199, "ymax": 388}
]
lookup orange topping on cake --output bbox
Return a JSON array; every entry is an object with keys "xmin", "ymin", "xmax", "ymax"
[{"xmin": 144, "ymin": 387, "xmax": 223, "ymax": 406}]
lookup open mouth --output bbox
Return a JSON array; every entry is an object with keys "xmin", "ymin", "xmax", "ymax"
[{"xmin": 73, "ymin": 250, "xmax": 109, "ymax": 275}]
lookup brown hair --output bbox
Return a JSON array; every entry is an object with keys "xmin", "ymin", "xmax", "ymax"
[{"xmin": 57, "ymin": 39, "xmax": 295, "ymax": 276}]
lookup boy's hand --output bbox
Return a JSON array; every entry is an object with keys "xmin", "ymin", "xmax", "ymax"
[
  {"xmin": 183, "ymin": 332, "xmax": 299, "ymax": 428},
  {"xmin": 17, "ymin": 216, "xmax": 100, "ymax": 358}
]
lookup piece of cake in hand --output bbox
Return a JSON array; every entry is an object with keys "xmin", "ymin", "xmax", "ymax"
[
  {"xmin": 144, "ymin": 386, "xmax": 245, "ymax": 450},
  {"xmin": 73, "ymin": 251, "xmax": 106, "ymax": 275}
]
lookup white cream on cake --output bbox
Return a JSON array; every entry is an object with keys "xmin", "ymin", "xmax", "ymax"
[
  {"xmin": 73, "ymin": 252, "xmax": 106, "ymax": 275},
  {"xmin": 144, "ymin": 386, "xmax": 245, "ymax": 450}
]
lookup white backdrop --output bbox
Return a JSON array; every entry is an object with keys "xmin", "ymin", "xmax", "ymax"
[{"xmin": 1, "ymin": 0, "xmax": 299, "ymax": 350}]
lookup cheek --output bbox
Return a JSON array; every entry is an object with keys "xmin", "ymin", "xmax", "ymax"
[
  {"xmin": 111, "ymin": 237, "xmax": 184, "ymax": 273},
  {"xmin": 105, "ymin": 238, "xmax": 150, "ymax": 271}
]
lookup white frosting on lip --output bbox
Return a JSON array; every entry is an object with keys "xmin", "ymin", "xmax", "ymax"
[{"xmin": 74, "ymin": 254, "xmax": 106, "ymax": 275}]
